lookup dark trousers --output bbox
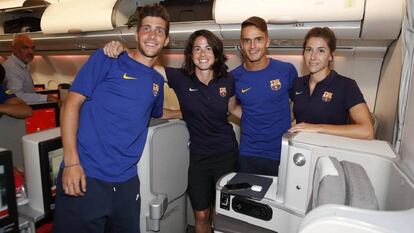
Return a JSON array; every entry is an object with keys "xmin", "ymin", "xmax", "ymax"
[
  {"xmin": 53, "ymin": 170, "xmax": 141, "ymax": 233},
  {"xmin": 188, "ymin": 147, "xmax": 238, "ymax": 211}
]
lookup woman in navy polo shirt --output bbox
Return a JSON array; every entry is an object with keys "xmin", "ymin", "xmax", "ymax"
[
  {"xmin": 290, "ymin": 27, "xmax": 374, "ymax": 139},
  {"xmin": 161, "ymin": 30, "xmax": 239, "ymax": 233},
  {"xmin": 104, "ymin": 29, "xmax": 240, "ymax": 233}
]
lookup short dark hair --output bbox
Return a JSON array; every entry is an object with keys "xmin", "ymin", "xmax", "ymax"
[
  {"xmin": 127, "ymin": 3, "xmax": 170, "ymax": 36},
  {"xmin": 183, "ymin": 30, "xmax": 228, "ymax": 79},
  {"xmin": 303, "ymin": 27, "xmax": 337, "ymax": 54},
  {"xmin": 241, "ymin": 16, "xmax": 268, "ymax": 35},
  {"xmin": 0, "ymin": 64, "xmax": 5, "ymax": 84}
]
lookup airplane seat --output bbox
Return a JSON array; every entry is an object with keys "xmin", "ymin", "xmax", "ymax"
[
  {"xmin": 296, "ymin": 134, "xmax": 414, "ymax": 233},
  {"xmin": 298, "ymin": 205, "xmax": 414, "ymax": 233},
  {"xmin": 214, "ymin": 132, "xmax": 414, "ymax": 233},
  {"xmin": 310, "ymin": 156, "xmax": 379, "ymax": 211},
  {"xmin": 138, "ymin": 119, "xmax": 190, "ymax": 233}
]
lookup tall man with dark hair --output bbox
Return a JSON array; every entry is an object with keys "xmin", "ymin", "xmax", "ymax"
[
  {"xmin": 53, "ymin": 4, "xmax": 170, "ymax": 233},
  {"xmin": 232, "ymin": 16, "xmax": 298, "ymax": 176}
]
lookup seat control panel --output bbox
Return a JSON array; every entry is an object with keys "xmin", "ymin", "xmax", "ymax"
[{"xmin": 231, "ymin": 196, "xmax": 272, "ymax": 221}]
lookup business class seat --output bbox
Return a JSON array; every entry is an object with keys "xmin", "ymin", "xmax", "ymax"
[
  {"xmin": 214, "ymin": 132, "xmax": 414, "ymax": 233},
  {"xmin": 309, "ymin": 156, "xmax": 378, "ymax": 210},
  {"xmin": 138, "ymin": 119, "xmax": 190, "ymax": 233}
]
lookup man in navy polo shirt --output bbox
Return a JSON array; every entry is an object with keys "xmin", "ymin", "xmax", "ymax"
[
  {"xmin": 232, "ymin": 16, "xmax": 298, "ymax": 176},
  {"xmin": 53, "ymin": 4, "xmax": 169, "ymax": 233},
  {"xmin": 0, "ymin": 64, "xmax": 32, "ymax": 119}
]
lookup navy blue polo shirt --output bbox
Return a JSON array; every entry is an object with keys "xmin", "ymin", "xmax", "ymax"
[
  {"xmin": 0, "ymin": 84, "xmax": 16, "ymax": 104},
  {"xmin": 291, "ymin": 70, "xmax": 365, "ymax": 125},
  {"xmin": 165, "ymin": 67, "xmax": 237, "ymax": 155},
  {"xmin": 0, "ymin": 85, "xmax": 16, "ymax": 104}
]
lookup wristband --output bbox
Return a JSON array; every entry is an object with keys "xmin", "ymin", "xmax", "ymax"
[{"xmin": 64, "ymin": 163, "xmax": 80, "ymax": 168}]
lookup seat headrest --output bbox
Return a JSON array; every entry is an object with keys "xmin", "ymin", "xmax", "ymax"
[
  {"xmin": 341, "ymin": 160, "xmax": 379, "ymax": 210},
  {"xmin": 310, "ymin": 156, "xmax": 379, "ymax": 211},
  {"xmin": 311, "ymin": 156, "xmax": 346, "ymax": 210}
]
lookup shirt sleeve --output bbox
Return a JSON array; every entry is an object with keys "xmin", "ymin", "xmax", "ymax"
[
  {"xmin": 289, "ymin": 78, "xmax": 296, "ymax": 101},
  {"xmin": 164, "ymin": 67, "xmax": 183, "ymax": 90},
  {"xmin": 0, "ymin": 86, "xmax": 16, "ymax": 104},
  {"xmin": 4, "ymin": 67, "xmax": 47, "ymax": 103},
  {"xmin": 70, "ymin": 49, "xmax": 112, "ymax": 98},
  {"xmin": 288, "ymin": 63, "xmax": 298, "ymax": 100},
  {"xmin": 344, "ymin": 79, "xmax": 366, "ymax": 110},
  {"xmin": 151, "ymin": 75, "xmax": 165, "ymax": 118},
  {"xmin": 228, "ymin": 74, "xmax": 236, "ymax": 97}
]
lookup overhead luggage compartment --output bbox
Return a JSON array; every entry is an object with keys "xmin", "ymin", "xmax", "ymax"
[
  {"xmin": 213, "ymin": 0, "xmax": 403, "ymax": 41},
  {"xmin": 40, "ymin": 0, "xmax": 137, "ymax": 34},
  {"xmin": 0, "ymin": 0, "xmax": 55, "ymax": 12},
  {"xmin": 361, "ymin": 0, "xmax": 404, "ymax": 39},
  {"xmin": 0, "ymin": 0, "xmax": 29, "ymax": 10},
  {"xmin": 214, "ymin": 0, "xmax": 364, "ymax": 24},
  {"xmin": 0, "ymin": 0, "xmax": 405, "ymax": 52},
  {"xmin": 214, "ymin": 0, "xmax": 364, "ymax": 40}
]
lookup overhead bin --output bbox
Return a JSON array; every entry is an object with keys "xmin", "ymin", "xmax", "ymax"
[
  {"xmin": 213, "ymin": 0, "xmax": 403, "ymax": 40},
  {"xmin": 0, "ymin": 0, "xmax": 55, "ymax": 11},
  {"xmin": 0, "ymin": 0, "xmax": 405, "ymax": 52},
  {"xmin": 214, "ymin": 0, "xmax": 364, "ymax": 24},
  {"xmin": 0, "ymin": 30, "xmax": 124, "ymax": 53},
  {"xmin": 40, "ymin": 0, "xmax": 137, "ymax": 34},
  {"xmin": 361, "ymin": 0, "xmax": 404, "ymax": 40},
  {"xmin": 0, "ymin": 0, "xmax": 27, "ymax": 9}
]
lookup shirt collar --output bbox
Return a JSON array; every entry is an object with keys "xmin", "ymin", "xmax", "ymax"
[
  {"xmin": 10, "ymin": 54, "xmax": 28, "ymax": 69},
  {"xmin": 319, "ymin": 70, "xmax": 337, "ymax": 86},
  {"xmin": 303, "ymin": 70, "xmax": 337, "ymax": 87}
]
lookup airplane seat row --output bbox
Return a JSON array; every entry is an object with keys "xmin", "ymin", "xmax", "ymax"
[{"xmin": 214, "ymin": 132, "xmax": 414, "ymax": 233}]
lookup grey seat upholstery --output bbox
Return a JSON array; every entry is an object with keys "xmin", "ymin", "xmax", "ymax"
[{"xmin": 311, "ymin": 156, "xmax": 379, "ymax": 211}]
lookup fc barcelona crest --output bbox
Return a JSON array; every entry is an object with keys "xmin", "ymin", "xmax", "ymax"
[
  {"xmin": 270, "ymin": 79, "xmax": 282, "ymax": 91},
  {"xmin": 153, "ymin": 83, "xmax": 159, "ymax": 96},
  {"xmin": 219, "ymin": 87, "xmax": 227, "ymax": 97},
  {"xmin": 4, "ymin": 89, "xmax": 13, "ymax": 95},
  {"xmin": 322, "ymin": 91, "xmax": 333, "ymax": 102}
]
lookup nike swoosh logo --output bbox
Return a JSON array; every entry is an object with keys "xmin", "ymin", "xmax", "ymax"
[
  {"xmin": 295, "ymin": 91, "xmax": 303, "ymax": 95},
  {"xmin": 189, "ymin": 88, "xmax": 199, "ymax": 92},
  {"xmin": 123, "ymin": 73, "xmax": 137, "ymax": 80},
  {"xmin": 241, "ymin": 87, "xmax": 251, "ymax": 93}
]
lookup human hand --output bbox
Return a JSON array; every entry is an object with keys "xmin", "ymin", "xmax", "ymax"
[
  {"xmin": 289, "ymin": 122, "xmax": 321, "ymax": 133},
  {"xmin": 46, "ymin": 95, "xmax": 58, "ymax": 102},
  {"xmin": 62, "ymin": 164, "xmax": 86, "ymax": 196},
  {"xmin": 103, "ymin": 41, "xmax": 126, "ymax": 58}
]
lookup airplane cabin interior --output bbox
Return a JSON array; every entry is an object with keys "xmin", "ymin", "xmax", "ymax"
[{"xmin": 0, "ymin": 0, "xmax": 413, "ymax": 232}]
